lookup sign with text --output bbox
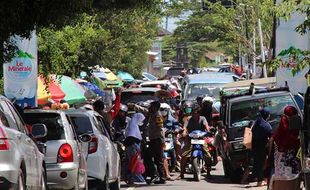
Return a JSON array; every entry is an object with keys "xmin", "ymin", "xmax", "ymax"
[{"xmin": 4, "ymin": 31, "xmax": 38, "ymax": 107}]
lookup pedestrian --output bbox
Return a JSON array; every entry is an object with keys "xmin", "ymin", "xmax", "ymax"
[
  {"xmin": 122, "ymin": 113, "xmax": 146, "ymax": 186},
  {"xmin": 161, "ymin": 103, "xmax": 178, "ymax": 180},
  {"xmin": 148, "ymin": 101, "xmax": 166, "ymax": 184},
  {"xmin": 251, "ymin": 108, "xmax": 272, "ymax": 187},
  {"xmin": 271, "ymin": 106, "xmax": 301, "ymax": 190},
  {"xmin": 112, "ymin": 104, "xmax": 131, "ymax": 141}
]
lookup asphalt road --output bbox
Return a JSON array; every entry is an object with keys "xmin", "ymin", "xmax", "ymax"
[{"xmin": 120, "ymin": 161, "xmax": 266, "ymax": 190}]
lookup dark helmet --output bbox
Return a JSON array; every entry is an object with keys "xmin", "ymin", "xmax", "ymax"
[
  {"xmin": 183, "ymin": 100, "xmax": 193, "ymax": 108},
  {"xmin": 192, "ymin": 103, "xmax": 201, "ymax": 112},
  {"xmin": 93, "ymin": 99, "xmax": 105, "ymax": 111},
  {"xmin": 196, "ymin": 95, "xmax": 204, "ymax": 104}
]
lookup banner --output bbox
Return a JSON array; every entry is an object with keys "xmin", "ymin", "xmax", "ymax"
[
  {"xmin": 276, "ymin": 66, "xmax": 308, "ymax": 95},
  {"xmin": 3, "ymin": 31, "xmax": 38, "ymax": 108}
]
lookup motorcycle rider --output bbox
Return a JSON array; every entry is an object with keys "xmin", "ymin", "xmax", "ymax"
[
  {"xmin": 200, "ymin": 96, "xmax": 214, "ymax": 126},
  {"xmin": 112, "ymin": 104, "xmax": 131, "ymax": 141},
  {"xmin": 178, "ymin": 101, "xmax": 194, "ymax": 125},
  {"xmin": 177, "ymin": 105, "xmax": 212, "ymax": 180}
]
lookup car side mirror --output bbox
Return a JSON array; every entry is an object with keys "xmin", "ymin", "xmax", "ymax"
[
  {"xmin": 31, "ymin": 124, "xmax": 47, "ymax": 139},
  {"xmin": 79, "ymin": 134, "xmax": 92, "ymax": 143}
]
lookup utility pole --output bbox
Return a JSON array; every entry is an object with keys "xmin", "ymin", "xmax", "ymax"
[
  {"xmin": 253, "ymin": 28, "xmax": 256, "ymax": 77},
  {"xmin": 176, "ymin": 43, "xmax": 182, "ymax": 67},
  {"xmin": 183, "ymin": 42, "xmax": 189, "ymax": 68},
  {"xmin": 258, "ymin": 18, "xmax": 267, "ymax": 78}
]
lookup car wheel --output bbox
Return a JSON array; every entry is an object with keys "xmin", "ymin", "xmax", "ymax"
[
  {"xmin": 110, "ymin": 178, "xmax": 120, "ymax": 190},
  {"xmin": 17, "ymin": 168, "xmax": 26, "ymax": 190},
  {"xmin": 229, "ymin": 167, "xmax": 244, "ymax": 183},
  {"xmin": 97, "ymin": 168, "xmax": 110, "ymax": 190}
]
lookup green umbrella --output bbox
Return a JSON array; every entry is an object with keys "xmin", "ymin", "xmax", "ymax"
[
  {"xmin": 278, "ymin": 46, "xmax": 304, "ymax": 57},
  {"xmin": 56, "ymin": 75, "xmax": 86, "ymax": 105},
  {"xmin": 117, "ymin": 71, "xmax": 135, "ymax": 82}
]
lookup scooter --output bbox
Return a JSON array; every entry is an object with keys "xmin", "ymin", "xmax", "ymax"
[
  {"xmin": 204, "ymin": 127, "xmax": 218, "ymax": 166},
  {"xmin": 164, "ymin": 126, "xmax": 181, "ymax": 171},
  {"xmin": 189, "ymin": 130, "xmax": 207, "ymax": 181}
]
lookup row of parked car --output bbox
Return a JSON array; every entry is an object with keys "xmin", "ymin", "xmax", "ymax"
[{"xmin": 0, "ymin": 95, "xmax": 120, "ymax": 190}]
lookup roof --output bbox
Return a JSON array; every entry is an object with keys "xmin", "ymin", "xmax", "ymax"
[
  {"xmin": 223, "ymin": 77, "xmax": 276, "ymax": 88},
  {"xmin": 65, "ymin": 109, "xmax": 99, "ymax": 117},
  {"xmin": 123, "ymin": 87, "xmax": 160, "ymax": 93},
  {"xmin": 185, "ymin": 72, "xmax": 239, "ymax": 84},
  {"xmin": 24, "ymin": 109, "xmax": 64, "ymax": 114},
  {"xmin": 140, "ymin": 80, "xmax": 171, "ymax": 86},
  {"xmin": 157, "ymin": 27, "xmax": 172, "ymax": 37},
  {"xmin": 221, "ymin": 87, "xmax": 290, "ymax": 102},
  {"xmin": 228, "ymin": 90, "xmax": 292, "ymax": 104}
]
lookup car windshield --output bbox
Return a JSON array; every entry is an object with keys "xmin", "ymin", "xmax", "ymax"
[
  {"xmin": 167, "ymin": 68, "xmax": 183, "ymax": 76},
  {"xmin": 230, "ymin": 94, "xmax": 296, "ymax": 130},
  {"xmin": 186, "ymin": 83, "xmax": 223, "ymax": 100},
  {"xmin": 121, "ymin": 91, "xmax": 159, "ymax": 104},
  {"xmin": 24, "ymin": 113, "xmax": 65, "ymax": 140},
  {"xmin": 69, "ymin": 116, "xmax": 93, "ymax": 135}
]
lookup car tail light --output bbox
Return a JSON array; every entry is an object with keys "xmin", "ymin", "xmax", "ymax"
[
  {"xmin": 57, "ymin": 143, "xmax": 73, "ymax": 163},
  {"xmin": 88, "ymin": 136, "xmax": 98, "ymax": 154},
  {"xmin": 0, "ymin": 127, "xmax": 9, "ymax": 151}
]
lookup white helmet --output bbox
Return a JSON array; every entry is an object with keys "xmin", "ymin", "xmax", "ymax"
[
  {"xmin": 202, "ymin": 96, "xmax": 214, "ymax": 104},
  {"xmin": 160, "ymin": 103, "xmax": 171, "ymax": 110},
  {"xmin": 120, "ymin": 104, "xmax": 128, "ymax": 112}
]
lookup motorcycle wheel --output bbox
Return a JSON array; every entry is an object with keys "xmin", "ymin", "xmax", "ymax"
[{"xmin": 192, "ymin": 157, "xmax": 201, "ymax": 182}]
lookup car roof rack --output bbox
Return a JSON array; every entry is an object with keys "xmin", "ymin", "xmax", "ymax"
[{"xmin": 220, "ymin": 83, "xmax": 290, "ymax": 101}]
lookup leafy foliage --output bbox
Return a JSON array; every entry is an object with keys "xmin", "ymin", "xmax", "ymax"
[
  {"xmin": 0, "ymin": 0, "xmax": 161, "ymax": 65},
  {"xmin": 38, "ymin": 6, "xmax": 160, "ymax": 78},
  {"xmin": 275, "ymin": 0, "xmax": 310, "ymax": 35},
  {"xmin": 162, "ymin": 0, "xmax": 275, "ymax": 66}
]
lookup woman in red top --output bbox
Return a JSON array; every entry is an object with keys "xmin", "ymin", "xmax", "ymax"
[{"xmin": 271, "ymin": 106, "xmax": 301, "ymax": 190}]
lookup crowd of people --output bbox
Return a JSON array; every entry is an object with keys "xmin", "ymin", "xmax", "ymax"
[
  {"xmin": 86, "ymin": 84, "xmax": 303, "ymax": 190},
  {"xmin": 88, "ymin": 87, "xmax": 220, "ymax": 186},
  {"xmin": 242, "ymin": 106, "xmax": 301, "ymax": 190},
  {"xmin": 13, "ymin": 76, "xmax": 303, "ymax": 190}
]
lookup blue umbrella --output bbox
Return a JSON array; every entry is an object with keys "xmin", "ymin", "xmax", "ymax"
[
  {"xmin": 117, "ymin": 71, "xmax": 135, "ymax": 82},
  {"xmin": 93, "ymin": 71, "xmax": 107, "ymax": 80},
  {"xmin": 79, "ymin": 81, "xmax": 104, "ymax": 97}
]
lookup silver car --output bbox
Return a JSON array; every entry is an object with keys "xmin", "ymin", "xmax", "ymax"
[
  {"xmin": 24, "ymin": 110, "xmax": 90, "ymax": 190},
  {"xmin": 66, "ymin": 109, "xmax": 121, "ymax": 190},
  {"xmin": 0, "ymin": 96, "xmax": 47, "ymax": 190}
]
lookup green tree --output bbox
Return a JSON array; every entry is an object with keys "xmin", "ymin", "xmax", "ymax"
[
  {"xmin": 38, "ymin": 5, "xmax": 161, "ymax": 78},
  {"xmin": 0, "ymin": 0, "xmax": 161, "ymax": 65},
  {"xmin": 162, "ymin": 0, "xmax": 275, "ymax": 66},
  {"xmin": 38, "ymin": 14, "xmax": 111, "ymax": 77}
]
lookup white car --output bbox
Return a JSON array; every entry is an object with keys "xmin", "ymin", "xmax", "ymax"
[
  {"xmin": 66, "ymin": 109, "xmax": 121, "ymax": 190},
  {"xmin": 24, "ymin": 110, "xmax": 90, "ymax": 190},
  {"xmin": 0, "ymin": 96, "xmax": 47, "ymax": 189}
]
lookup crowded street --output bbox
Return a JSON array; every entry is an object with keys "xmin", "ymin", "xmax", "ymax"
[
  {"xmin": 1, "ymin": 0, "xmax": 310, "ymax": 190},
  {"xmin": 118, "ymin": 161, "xmax": 266, "ymax": 190}
]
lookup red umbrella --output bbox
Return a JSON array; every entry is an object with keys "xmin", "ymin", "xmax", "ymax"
[{"xmin": 37, "ymin": 76, "xmax": 66, "ymax": 105}]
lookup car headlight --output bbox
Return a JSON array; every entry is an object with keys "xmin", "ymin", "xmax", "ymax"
[{"xmin": 232, "ymin": 142, "xmax": 245, "ymax": 150}]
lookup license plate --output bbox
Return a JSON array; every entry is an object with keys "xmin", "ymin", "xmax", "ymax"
[{"xmin": 191, "ymin": 139, "xmax": 205, "ymax": 145}]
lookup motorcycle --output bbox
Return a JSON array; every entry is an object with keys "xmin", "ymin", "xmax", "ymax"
[
  {"xmin": 164, "ymin": 126, "xmax": 181, "ymax": 171},
  {"xmin": 189, "ymin": 130, "xmax": 208, "ymax": 181},
  {"xmin": 204, "ymin": 127, "xmax": 218, "ymax": 166}
]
